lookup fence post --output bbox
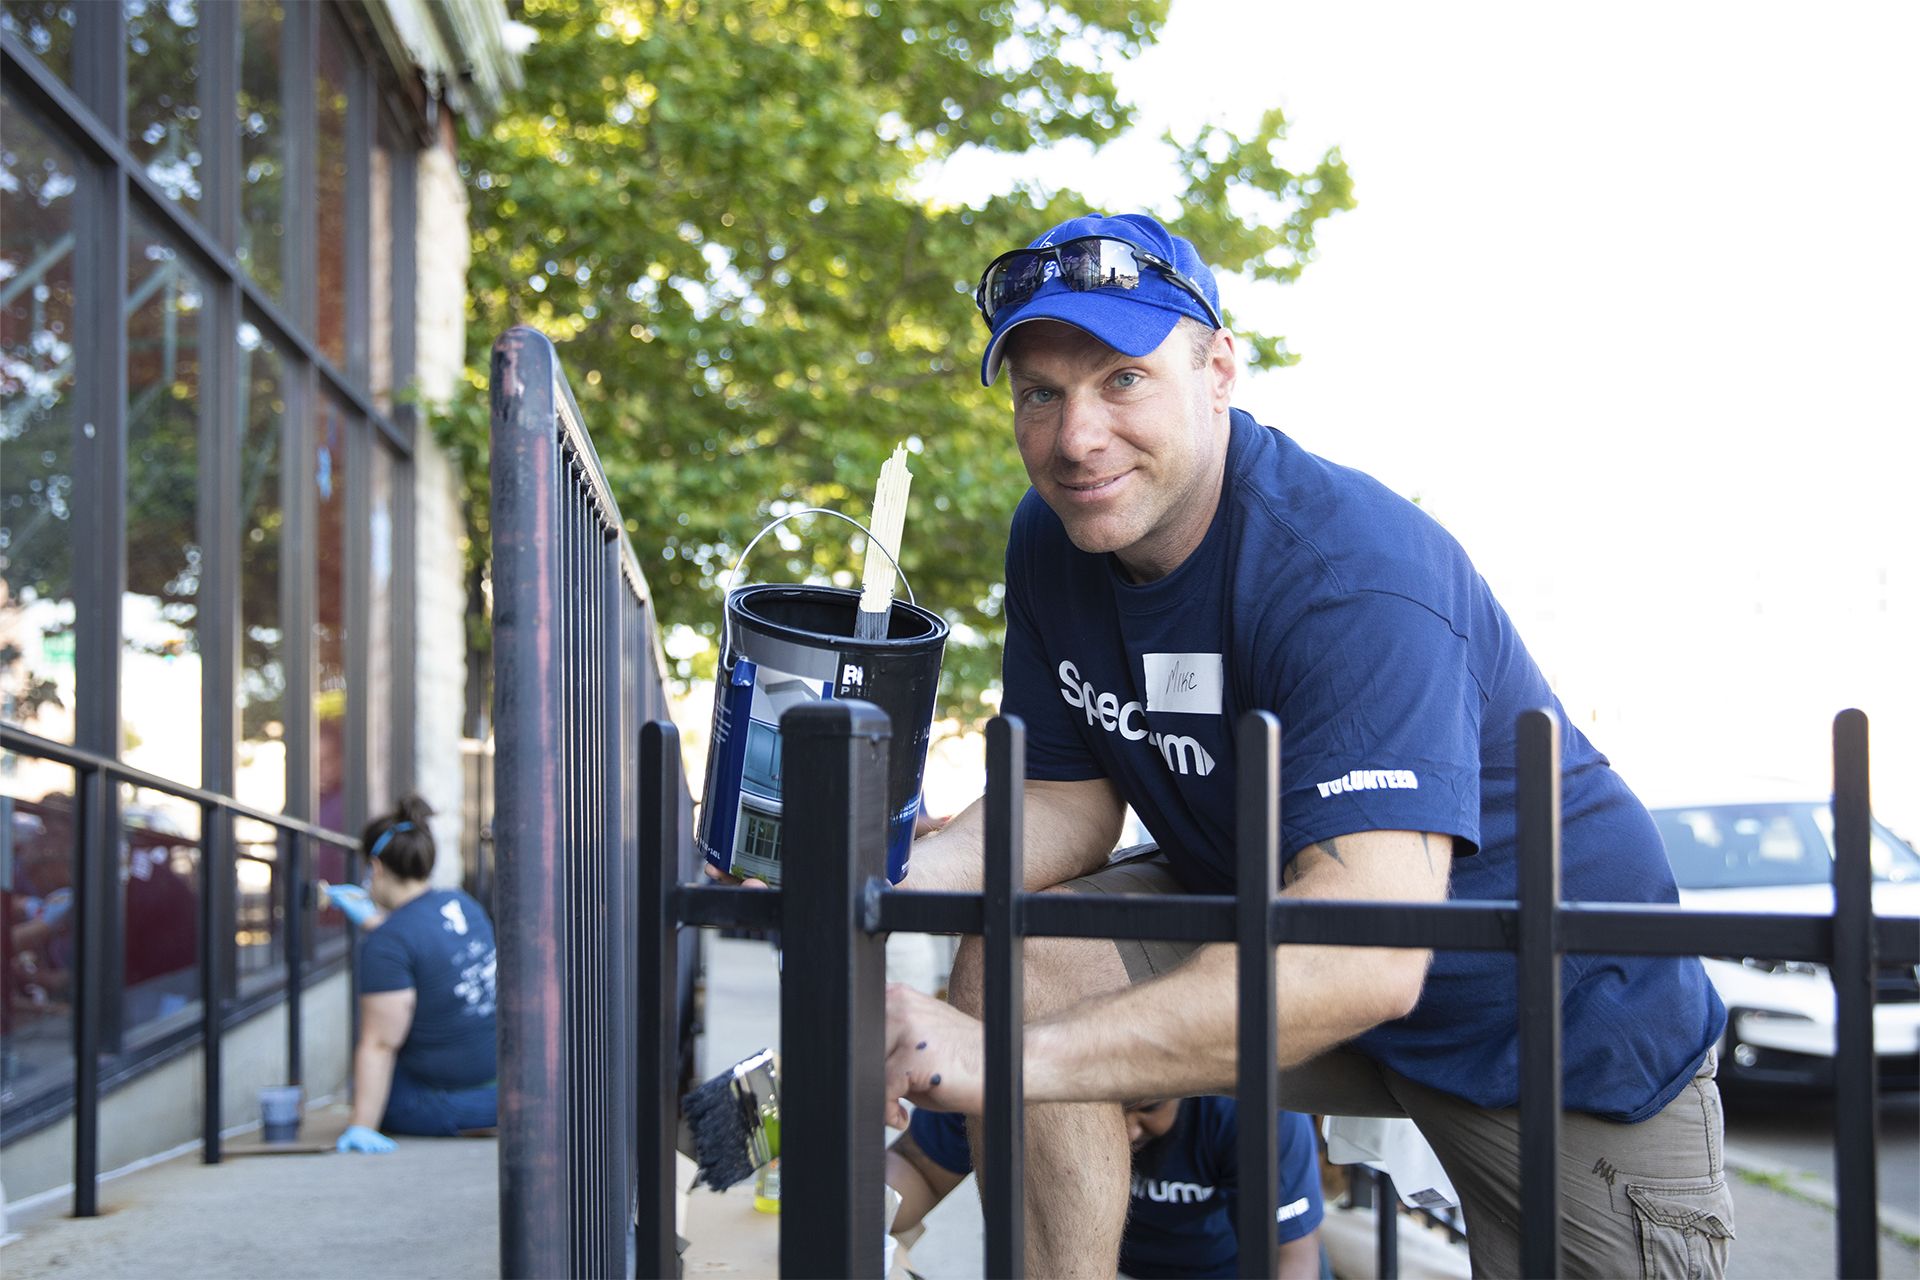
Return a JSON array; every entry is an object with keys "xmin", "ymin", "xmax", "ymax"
[
  {"xmin": 1236, "ymin": 710, "xmax": 1281, "ymax": 1279},
  {"xmin": 1375, "ymin": 1171, "xmax": 1399, "ymax": 1279},
  {"xmin": 1831, "ymin": 708, "xmax": 1879, "ymax": 1279},
  {"xmin": 200, "ymin": 801, "xmax": 230, "ymax": 1163},
  {"xmin": 491, "ymin": 327, "xmax": 572, "ymax": 1280},
  {"xmin": 779, "ymin": 699, "xmax": 890, "ymax": 1279},
  {"xmin": 282, "ymin": 827, "xmax": 304, "ymax": 1086},
  {"xmin": 637, "ymin": 721, "xmax": 683, "ymax": 1279},
  {"xmin": 345, "ymin": 836, "xmax": 361, "ymax": 1121},
  {"xmin": 983, "ymin": 715, "xmax": 1027, "ymax": 1279},
  {"xmin": 1516, "ymin": 708, "xmax": 1562, "ymax": 1279},
  {"xmin": 72, "ymin": 765, "xmax": 108, "ymax": 1217}
]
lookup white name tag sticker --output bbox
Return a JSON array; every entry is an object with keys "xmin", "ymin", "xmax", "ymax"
[{"xmin": 1142, "ymin": 652, "xmax": 1224, "ymax": 715}]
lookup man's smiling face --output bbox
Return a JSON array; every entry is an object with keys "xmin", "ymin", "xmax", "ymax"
[{"xmin": 1005, "ymin": 319, "xmax": 1235, "ymax": 583}]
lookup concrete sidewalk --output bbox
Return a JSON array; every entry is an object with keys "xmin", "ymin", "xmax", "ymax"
[{"xmin": 0, "ymin": 1103, "xmax": 497, "ymax": 1279}]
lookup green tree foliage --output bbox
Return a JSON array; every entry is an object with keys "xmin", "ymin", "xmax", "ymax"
[{"xmin": 445, "ymin": 0, "xmax": 1352, "ymax": 718}]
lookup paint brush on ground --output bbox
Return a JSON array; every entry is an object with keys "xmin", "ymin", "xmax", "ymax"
[
  {"xmin": 854, "ymin": 444, "xmax": 912, "ymax": 639},
  {"xmin": 680, "ymin": 1048, "xmax": 780, "ymax": 1191}
]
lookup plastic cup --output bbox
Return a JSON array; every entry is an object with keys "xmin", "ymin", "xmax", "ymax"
[{"xmin": 259, "ymin": 1084, "xmax": 303, "ymax": 1142}]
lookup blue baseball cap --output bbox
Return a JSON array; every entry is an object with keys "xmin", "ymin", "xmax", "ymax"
[{"xmin": 978, "ymin": 212, "xmax": 1221, "ymax": 386}]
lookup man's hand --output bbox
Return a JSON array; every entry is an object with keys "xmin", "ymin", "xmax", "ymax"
[
  {"xmin": 701, "ymin": 862, "xmax": 770, "ymax": 889},
  {"xmin": 883, "ymin": 983, "xmax": 985, "ymax": 1127}
]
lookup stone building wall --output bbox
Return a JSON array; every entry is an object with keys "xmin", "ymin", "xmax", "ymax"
[{"xmin": 411, "ymin": 113, "xmax": 477, "ymax": 888}]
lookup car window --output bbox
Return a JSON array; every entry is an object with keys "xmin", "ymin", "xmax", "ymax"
[
  {"xmin": 1808, "ymin": 807, "xmax": 1920, "ymax": 884},
  {"xmin": 1655, "ymin": 802, "xmax": 1920, "ymax": 888},
  {"xmin": 1654, "ymin": 805, "xmax": 1830, "ymax": 889}
]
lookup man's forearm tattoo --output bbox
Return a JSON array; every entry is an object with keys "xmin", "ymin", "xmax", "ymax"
[
  {"xmin": 1282, "ymin": 836, "xmax": 1346, "ymax": 886},
  {"xmin": 1283, "ymin": 833, "xmax": 1444, "ymax": 888}
]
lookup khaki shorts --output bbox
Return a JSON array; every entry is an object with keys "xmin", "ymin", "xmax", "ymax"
[
  {"xmin": 1058, "ymin": 844, "xmax": 1734, "ymax": 1279},
  {"xmin": 1056, "ymin": 843, "xmax": 1196, "ymax": 982}
]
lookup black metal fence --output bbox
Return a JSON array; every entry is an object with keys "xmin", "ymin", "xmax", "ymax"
[
  {"xmin": 489, "ymin": 330, "xmax": 1910, "ymax": 1279},
  {"xmin": 654, "ymin": 704, "xmax": 1906, "ymax": 1280},
  {"xmin": 0, "ymin": 723, "xmax": 359, "ymax": 1215},
  {"xmin": 488, "ymin": 327, "xmax": 699, "ymax": 1279}
]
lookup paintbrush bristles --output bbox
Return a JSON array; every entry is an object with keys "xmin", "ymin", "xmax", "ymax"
[{"xmin": 859, "ymin": 443, "xmax": 913, "ymax": 620}]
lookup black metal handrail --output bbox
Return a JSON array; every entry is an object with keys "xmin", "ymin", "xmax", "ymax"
[
  {"xmin": 489, "ymin": 326, "xmax": 698, "ymax": 1280},
  {"xmin": 0, "ymin": 721, "xmax": 359, "ymax": 1217}
]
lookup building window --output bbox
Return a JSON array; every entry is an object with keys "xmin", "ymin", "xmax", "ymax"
[
  {"xmin": 1, "ymin": 1, "xmax": 427, "ymax": 1126},
  {"xmin": 0, "ymin": 4, "xmax": 75, "ymax": 86},
  {"xmin": 125, "ymin": 0, "xmax": 204, "ymax": 215},
  {"xmin": 0, "ymin": 94, "xmax": 80, "ymax": 747},
  {"xmin": 737, "ymin": 807, "xmax": 783, "ymax": 870},
  {"xmin": 122, "ymin": 215, "xmax": 210, "ymax": 788},
  {"xmin": 313, "ymin": 392, "xmax": 349, "ymax": 830},
  {"xmin": 367, "ymin": 443, "xmax": 394, "ymax": 818},
  {"xmin": 120, "ymin": 782, "xmax": 202, "ymax": 1040},
  {"xmin": 237, "ymin": 0, "xmax": 287, "ymax": 301},
  {"xmin": 0, "ymin": 777, "xmax": 78, "ymax": 1110},
  {"xmin": 236, "ymin": 320, "xmax": 286, "ymax": 814},
  {"xmin": 312, "ymin": 10, "xmax": 350, "ymax": 370}
]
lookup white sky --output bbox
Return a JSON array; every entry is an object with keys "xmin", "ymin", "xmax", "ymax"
[{"xmin": 926, "ymin": 2, "xmax": 1920, "ymax": 835}]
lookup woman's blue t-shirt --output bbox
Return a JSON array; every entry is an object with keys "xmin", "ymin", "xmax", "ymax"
[
  {"xmin": 1000, "ymin": 410, "xmax": 1725, "ymax": 1122},
  {"xmin": 358, "ymin": 888, "xmax": 498, "ymax": 1089},
  {"xmin": 909, "ymin": 1101, "xmax": 1322, "ymax": 1278}
]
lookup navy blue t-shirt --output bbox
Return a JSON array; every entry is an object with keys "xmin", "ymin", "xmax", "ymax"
[
  {"xmin": 358, "ymin": 888, "xmax": 498, "ymax": 1090},
  {"xmin": 910, "ymin": 1101, "xmax": 1321, "ymax": 1278},
  {"xmin": 1002, "ymin": 410, "xmax": 1725, "ymax": 1122}
]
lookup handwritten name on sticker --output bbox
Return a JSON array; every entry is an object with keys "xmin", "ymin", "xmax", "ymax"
[{"xmin": 1142, "ymin": 652, "xmax": 1223, "ymax": 715}]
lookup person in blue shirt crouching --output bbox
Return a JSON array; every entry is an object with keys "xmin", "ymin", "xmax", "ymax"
[
  {"xmin": 884, "ymin": 211, "xmax": 1733, "ymax": 1278},
  {"xmin": 888, "ymin": 1099, "xmax": 1324, "ymax": 1279},
  {"xmin": 329, "ymin": 796, "xmax": 498, "ymax": 1153}
]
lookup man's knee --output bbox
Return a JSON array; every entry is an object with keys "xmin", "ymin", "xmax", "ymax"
[
  {"xmin": 948, "ymin": 898, "xmax": 1131, "ymax": 1023},
  {"xmin": 949, "ymin": 934, "xmax": 986, "ymax": 1017}
]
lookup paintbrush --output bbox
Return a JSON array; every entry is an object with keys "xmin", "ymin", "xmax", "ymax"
[
  {"xmin": 680, "ymin": 1048, "xmax": 780, "ymax": 1191},
  {"xmin": 854, "ymin": 444, "xmax": 912, "ymax": 639}
]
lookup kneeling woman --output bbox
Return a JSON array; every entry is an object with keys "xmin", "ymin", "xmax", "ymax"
[{"xmin": 334, "ymin": 797, "xmax": 497, "ymax": 1153}]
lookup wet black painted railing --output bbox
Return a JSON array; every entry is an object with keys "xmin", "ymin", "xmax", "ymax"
[
  {"xmin": 488, "ymin": 327, "xmax": 697, "ymax": 1280},
  {"xmin": 0, "ymin": 724, "xmax": 358, "ymax": 1216}
]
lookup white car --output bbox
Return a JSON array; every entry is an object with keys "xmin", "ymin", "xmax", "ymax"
[{"xmin": 1648, "ymin": 800, "xmax": 1920, "ymax": 1091}]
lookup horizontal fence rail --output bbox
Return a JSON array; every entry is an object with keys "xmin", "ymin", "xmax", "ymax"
[
  {"xmin": 672, "ymin": 885, "xmax": 1918, "ymax": 967},
  {"xmin": 0, "ymin": 723, "xmax": 360, "ymax": 1216}
]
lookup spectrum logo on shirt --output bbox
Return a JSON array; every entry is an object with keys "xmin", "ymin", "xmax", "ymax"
[
  {"xmin": 1057, "ymin": 658, "xmax": 1218, "ymax": 777},
  {"xmin": 1315, "ymin": 768, "xmax": 1419, "ymax": 798}
]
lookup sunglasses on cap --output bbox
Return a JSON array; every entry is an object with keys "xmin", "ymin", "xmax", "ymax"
[{"xmin": 974, "ymin": 235, "xmax": 1223, "ymax": 330}]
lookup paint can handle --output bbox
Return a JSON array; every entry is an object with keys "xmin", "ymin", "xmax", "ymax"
[{"xmin": 719, "ymin": 507, "xmax": 916, "ymax": 658}]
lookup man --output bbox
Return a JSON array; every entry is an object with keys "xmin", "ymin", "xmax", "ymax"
[
  {"xmin": 888, "ymin": 1099, "xmax": 1324, "ymax": 1279},
  {"xmin": 884, "ymin": 213, "xmax": 1732, "ymax": 1278}
]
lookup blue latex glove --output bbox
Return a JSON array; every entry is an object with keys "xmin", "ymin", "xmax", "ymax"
[
  {"xmin": 336, "ymin": 1124, "xmax": 396, "ymax": 1154},
  {"xmin": 36, "ymin": 888, "xmax": 73, "ymax": 928},
  {"xmin": 324, "ymin": 883, "xmax": 377, "ymax": 928}
]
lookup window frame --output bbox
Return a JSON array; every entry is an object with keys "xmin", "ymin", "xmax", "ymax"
[{"xmin": 0, "ymin": 0, "xmax": 426, "ymax": 1141}]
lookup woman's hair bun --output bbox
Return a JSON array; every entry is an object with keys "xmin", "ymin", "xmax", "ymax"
[{"xmin": 363, "ymin": 794, "xmax": 438, "ymax": 882}]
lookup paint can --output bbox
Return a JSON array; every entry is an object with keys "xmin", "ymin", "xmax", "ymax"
[
  {"xmin": 259, "ymin": 1084, "xmax": 303, "ymax": 1143},
  {"xmin": 697, "ymin": 513, "xmax": 945, "ymax": 886}
]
